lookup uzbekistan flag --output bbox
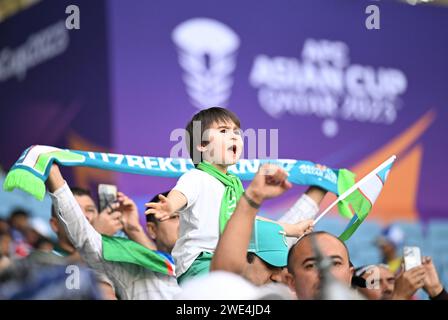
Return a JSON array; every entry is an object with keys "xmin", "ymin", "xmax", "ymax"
[
  {"xmin": 101, "ymin": 235, "xmax": 175, "ymax": 276},
  {"xmin": 338, "ymin": 155, "xmax": 396, "ymax": 241}
]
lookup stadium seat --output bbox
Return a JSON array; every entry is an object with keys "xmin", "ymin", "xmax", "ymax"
[{"xmin": 393, "ymin": 221, "xmax": 425, "ymax": 247}]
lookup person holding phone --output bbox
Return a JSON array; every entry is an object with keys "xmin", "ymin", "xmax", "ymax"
[
  {"xmin": 392, "ymin": 254, "xmax": 447, "ymax": 300},
  {"xmin": 70, "ymin": 186, "xmax": 123, "ymax": 237},
  {"xmin": 46, "ymin": 164, "xmax": 181, "ymax": 299}
]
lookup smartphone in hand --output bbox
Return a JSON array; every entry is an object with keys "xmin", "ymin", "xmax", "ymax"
[
  {"xmin": 403, "ymin": 246, "xmax": 421, "ymax": 271},
  {"xmin": 98, "ymin": 184, "xmax": 117, "ymax": 213}
]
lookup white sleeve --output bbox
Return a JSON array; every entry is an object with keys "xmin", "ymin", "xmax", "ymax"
[
  {"xmin": 278, "ymin": 193, "xmax": 319, "ymax": 223},
  {"xmin": 172, "ymin": 170, "xmax": 201, "ymax": 212},
  {"xmin": 94, "ymin": 269, "xmax": 116, "ymax": 291},
  {"xmin": 277, "ymin": 193, "xmax": 319, "ymax": 249},
  {"xmin": 50, "ymin": 182, "xmax": 103, "ymax": 260}
]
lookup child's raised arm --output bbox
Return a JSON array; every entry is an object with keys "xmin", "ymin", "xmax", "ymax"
[
  {"xmin": 278, "ymin": 220, "xmax": 314, "ymax": 238},
  {"xmin": 257, "ymin": 216, "xmax": 314, "ymax": 238},
  {"xmin": 145, "ymin": 190, "xmax": 187, "ymax": 221}
]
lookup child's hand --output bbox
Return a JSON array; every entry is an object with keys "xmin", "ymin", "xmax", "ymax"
[
  {"xmin": 282, "ymin": 219, "xmax": 314, "ymax": 238},
  {"xmin": 145, "ymin": 194, "xmax": 174, "ymax": 221}
]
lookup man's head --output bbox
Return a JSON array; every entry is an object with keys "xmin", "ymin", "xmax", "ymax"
[
  {"xmin": 243, "ymin": 252, "xmax": 289, "ymax": 286},
  {"xmin": 376, "ymin": 225, "xmax": 404, "ymax": 262},
  {"xmin": 242, "ymin": 219, "xmax": 289, "ymax": 286},
  {"xmin": 146, "ymin": 192, "xmax": 179, "ymax": 253},
  {"xmin": 8, "ymin": 209, "xmax": 29, "ymax": 231},
  {"xmin": 355, "ymin": 264, "xmax": 395, "ymax": 300},
  {"xmin": 286, "ymin": 231, "xmax": 354, "ymax": 300},
  {"xmin": 185, "ymin": 107, "xmax": 243, "ymax": 166},
  {"xmin": 71, "ymin": 187, "xmax": 99, "ymax": 223}
]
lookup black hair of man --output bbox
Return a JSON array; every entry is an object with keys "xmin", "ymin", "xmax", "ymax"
[
  {"xmin": 146, "ymin": 191, "xmax": 170, "ymax": 223},
  {"xmin": 70, "ymin": 187, "xmax": 92, "ymax": 198}
]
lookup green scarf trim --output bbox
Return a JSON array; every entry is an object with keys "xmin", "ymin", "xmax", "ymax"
[{"xmin": 197, "ymin": 161, "xmax": 244, "ymax": 234}]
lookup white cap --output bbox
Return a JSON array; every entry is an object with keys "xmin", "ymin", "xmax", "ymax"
[
  {"xmin": 175, "ymin": 271, "xmax": 293, "ymax": 300},
  {"xmin": 29, "ymin": 217, "xmax": 53, "ymax": 238},
  {"xmin": 377, "ymin": 224, "xmax": 405, "ymax": 248}
]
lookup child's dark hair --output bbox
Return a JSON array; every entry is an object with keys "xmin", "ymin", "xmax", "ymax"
[
  {"xmin": 146, "ymin": 191, "xmax": 170, "ymax": 223},
  {"xmin": 185, "ymin": 107, "xmax": 241, "ymax": 165}
]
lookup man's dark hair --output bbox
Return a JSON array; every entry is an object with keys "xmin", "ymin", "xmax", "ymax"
[
  {"xmin": 146, "ymin": 191, "xmax": 170, "ymax": 223},
  {"xmin": 287, "ymin": 231, "xmax": 351, "ymax": 274},
  {"xmin": 49, "ymin": 187, "xmax": 92, "ymax": 218},
  {"xmin": 8, "ymin": 209, "xmax": 29, "ymax": 227},
  {"xmin": 34, "ymin": 236, "xmax": 54, "ymax": 251},
  {"xmin": 70, "ymin": 187, "xmax": 92, "ymax": 198},
  {"xmin": 352, "ymin": 265, "xmax": 369, "ymax": 288},
  {"xmin": 185, "ymin": 107, "xmax": 241, "ymax": 165},
  {"xmin": 246, "ymin": 252, "xmax": 283, "ymax": 270},
  {"xmin": 9, "ymin": 209, "xmax": 29, "ymax": 219}
]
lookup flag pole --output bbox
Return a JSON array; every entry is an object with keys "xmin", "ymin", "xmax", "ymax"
[{"xmin": 313, "ymin": 155, "xmax": 396, "ymax": 226}]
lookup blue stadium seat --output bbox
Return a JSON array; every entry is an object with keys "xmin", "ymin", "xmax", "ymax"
[
  {"xmin": 348, "ymin": 220, "xmax": 382, "ymax": 244},
  {"xmin": 351, "ymin": 249, "xmax": 381, "ymax": 268},
  {"xmin": 427, "ymin": 221, "xmax": 448, "ymax": 261},
  {"xmin": 427, "ymin": 220, "xmax": 448, "ymax": 240},
  {"xmin": 314, "ymin": 217, "xmax": 346, "ymax": 235},
  {"xmin": 393, "ymin": 221, "xmax": 424, "ymax": 247},
  {"xmin": 0, "ymin": 174, "xmax": 53, "ymax": 223}
]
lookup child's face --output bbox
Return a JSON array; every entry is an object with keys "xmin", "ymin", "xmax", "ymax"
[{"xmin": 199, "ymin": 120, "xmax": 243, "ymax": 166}]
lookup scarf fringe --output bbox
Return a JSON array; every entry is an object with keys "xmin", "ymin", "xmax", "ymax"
[{"xmin": 3, "ymin": 168, "xmax": 46, "ymax": 201}]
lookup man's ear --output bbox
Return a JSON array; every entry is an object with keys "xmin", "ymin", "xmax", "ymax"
[
  {"xmin": 49, "ymin": 217, "xmax": 58, "ymax": 233},
  {"xmin": 285, "ymin": 271, "xmax": 297, "ymax": 294},
  {"xmin": 146, "ymin": 222, "xmax": 157, "ymax": 240},
  {"xmin": 349, "ymin": 265, "xmax": 355, "ymax": 283}
]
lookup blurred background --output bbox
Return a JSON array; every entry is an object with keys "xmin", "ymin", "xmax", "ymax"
[{"xmin": 1, "ymin": 0, "xmax": 447, "ymax": 297}]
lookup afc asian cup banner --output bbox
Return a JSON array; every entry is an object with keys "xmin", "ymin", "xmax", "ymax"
[{"xmin": 108, "ymin": 0, "xmax": 448, "ymax": 223}]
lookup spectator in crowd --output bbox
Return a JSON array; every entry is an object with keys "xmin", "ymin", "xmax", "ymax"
[
  {"xmin": 376, "ymin": 224, "xmax": 404, "ymax": 273},
  {"xmin": 0, "ymin": 231, "xmax": 12, "ymax": 271},
  {"xmin": 422, "ymin": 256, "xmax": 448, "ymax": 300},
  {"xmin": 46, "ymin": 163, "xmax": 181, "ymax": 299},
  {"xmin": 48, "ymin": 200, "xmax": 116, "ymax": 299},
  {"xmin": 7, "ymin": 209, "xmax": 33, "ymax": 258},
  {"xmin": 145, "ymin": 107, "xmax": 247, "ymax": 285},
  {"xmin": 145, "ymin": 192, "xmax": 180, "ymax": 254},
  {"xmin": 70, "ymin": 187, "xmax": 123, "ymax": 237},
  {"xmin": 0, "ymin": 218, "xmax": 11, "ymax": 270},
  {"xmin": 0, "ymin": 218, "xmax": 9, "ymax": 234},
  {"xmin": 8, "ymin": 209, "xmax": 29, "ymax": 235},
  {"xmin": 354, "ymin": 264, "xmax": 395, "ymax": 300},
  {"xmin": 33, "ymin": 236, "xmax": 54, "ymax": 253},
  {"xmin": 286, "ymin": 231, "xmax": 356, "ymax": 299},
  {"xmin": 392, "ymin": 256, "xmax": 448, "ymax": 300}
]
